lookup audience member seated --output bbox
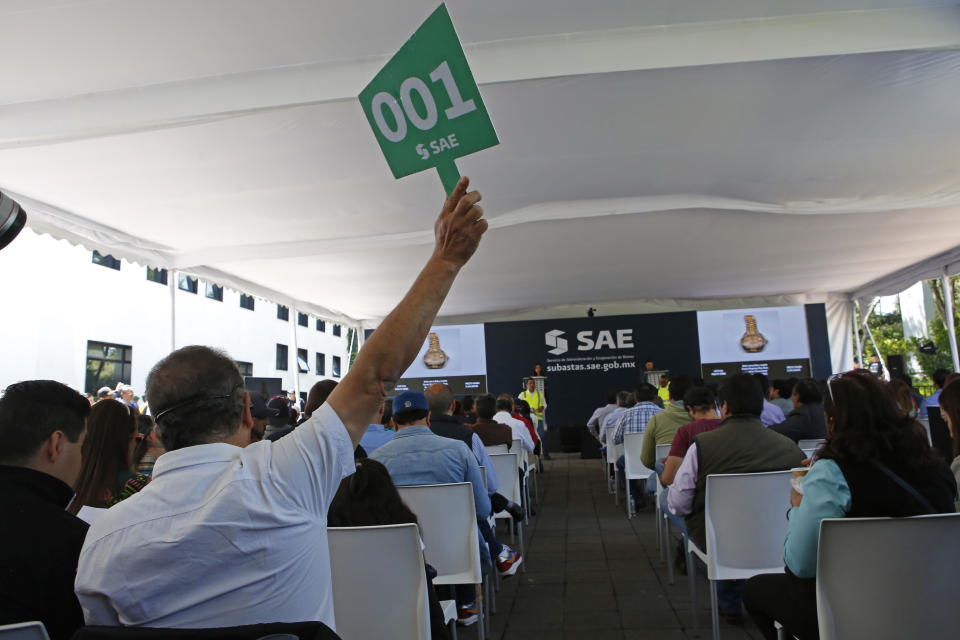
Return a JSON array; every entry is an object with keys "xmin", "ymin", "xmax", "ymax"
[
  {"xmin": 640, "ymin": 375, "xmax": 693, "ymax": 469},
  {"xmin": 744, "ymin": 370, "xmax": 956, "ymax": 640},
  {"xmin": 599, "ymin": 391, "xmax": 634, "ymax": 444},
  {"xmin": 753, "ymin": 373, "xmax": 786, "ymax": 427},
  {"xmin": 264, "ymin": 394, "xmax": 296, "ymax": 441},
  {"xmin": 359, "ymin": 399, "xmax": 394, "ymax": 454},
  {"xmin": 936, "ymin": 378, "xmax": 960, "ymax": 508},
  {"xmin": 493, "ymin": 394, "xmax": 534, "ymax": 453},
  {"xmin": 80, "ymin": 178, "xmax": 487, "ymax": 633},
  {"xmin": 69, "ymin": 399, "xmax": 151, "ymax": 513},
  {"xmin": 768, "ymin": 378, "xmax": 826, "ymax": 443},
  {"xmin": 610, "ymin": 382, "xmax": 661, "ymax": 510},
  {"xmin": 0, "ymin": 380, "xmax": 91, "ymax": 640},
  {"xmin": 668, "ymin": 374, "xmax": 803, "ymax": 624},
  {"xmin": 889, "ymin": 377, "xmax": 918, "ymax": 418},
  {"xmin": 513, "ymin": 400, "xmax": 540, "ymax": 454},
  {"xmin": 327, "ymin": 457, "xmax": 451, "ymax": 640},
  {"xmin": 925, "ymin": 367, "xmax": 952, "ymax": 408},
  {"xmin": 133, "ymin": 415, "xmax": 164, "ymax": 474},
  {"xmin": 660, "ymin": 386, "xmax": 722, "ymax": 487},
  {"xmin": 425, "ymin": 384, "xmax": 524, "ymax": 522},
  {"xmin": 468, "ymin": 394, "xmax": 513, "ymax": 448},
  {"xmin": 769, "ymin": 378, "xmax": 796, "ymax": 416},
  {"xmin": 371, "ymin": 391, "xmax": 521, "ymax": 626},
  {"xmin": 247, "ymin": 393, "xmax": 279, "ymax": 442},
  {"xmin": 612, "ymin": 383, "xmax": 661, "ymax": 446},
  {"xmin": 586, "ymin": 391, "xmax": 618, "ymax": 437},
  {"xmin": 461, "ymin": 395, "xmax": 477, "ymax": 423}
]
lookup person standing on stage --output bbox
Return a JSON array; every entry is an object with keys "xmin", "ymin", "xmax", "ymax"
[{"xmin": 519, "ymin": 378, "xmax": 549, "ymax": 460}]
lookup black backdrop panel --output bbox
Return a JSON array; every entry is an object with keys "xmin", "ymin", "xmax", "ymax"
[
  {"xmin": 805, "ymin": 303, "xmax": 833, "ymax": 380},
  {"xmin": 484, "ymin": 312, "xmax": 701, "ymax": 425}
]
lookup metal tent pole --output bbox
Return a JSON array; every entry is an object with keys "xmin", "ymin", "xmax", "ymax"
[
  {"xmin": 941, "ymin": 269, "xmax": 960, "ymax": 371},
  {"xmin": 290, "ymin": 304, "xmax": 301, "ymax": 404},
  {"xmin": 169, "ymin": 270, "xmax": 178, "ymax": 353},
  {"xmin": 853, "ymin": 299, "xmax": 864, "ymax": 368}
]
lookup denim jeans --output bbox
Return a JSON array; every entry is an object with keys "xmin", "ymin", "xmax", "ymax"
[{"xmin": 659, "ymin": 488, "xmax": 687, "ymax": 535}]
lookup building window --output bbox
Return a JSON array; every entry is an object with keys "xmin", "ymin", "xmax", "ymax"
[
  {"xmin": 240, "ymin": 294, "xmax": 255, "ymax": 311},
  {"xmin": 92, "ymin": 251, "xmax": 121, "ymax": 270},
  {"xmin": 235, "ymin": 361, "xmax": 253, "ymax": 377},
  {"xmin": 332, "ymin": 355, "xmax": 341, "ymax": 378},
  {"xmin": 332, "ymin": 324, "xmax": 341, "ymax": 337},
  {"xmin": 276, "ymin": 344, "xmax": 288, "ymax": 371},
  {"xmin": 277, "ymin": 305, "xmax": 289, "ymax": 321},
  {"xmin": 316, "ymin": 319, "xmax": 326, "ymax": 332},
  {"xmin": 85, "ymin": 341, "xmax": 132, "ymax": 393},
  {"xmin": 178, "ymin": 275, "xmax": 198, "ymax": 294},
  {"xmin": 298, "ymin": 312, "xmax": 309, "ymax": 327},
  {"xmin": 316, "ymin": 353, "xmax": 325, "ymax": 376},
  {"xmin": 297, "ymin": 348, "xmax": 309, "ymax": 373},
  {"xmin": 205, "ymin": 283, "xmax": 223, "ymax": 301},
  {"xmin": 146, "ymin": 266, "xmax": 168, "ymax": 285}
]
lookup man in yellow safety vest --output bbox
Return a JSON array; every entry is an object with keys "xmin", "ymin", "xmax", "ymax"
[{"xmin": 519, "ymin": 378, "xmax": 549, "ymax": 459}]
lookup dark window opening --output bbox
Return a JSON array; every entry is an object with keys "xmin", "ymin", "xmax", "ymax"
[
  {"xmin": 298, "ymin": 313, "xmax": 309, "ymax": 327},
  {"xmin": 316, "ymin": 319, "xmax": 326, "ymax": 332},
  {"xmin": 178, "ymin": 275, "xmax": 198, "ymax": 294},
  {"xmin": 276, "ymin": 344, "xmax": 289, "ymax": 371},
  {"xmin": 146, "ymin": 266, "xmax": 168, "ymax": 285},
  {"xmin": 316, "ymin": 353, "xmax": 325, "ymax": 376},
  {"xmin": 277, "ymin": 305, "xmax": 289, "ymax": 321},
  {"xmin": 205, "ymin": 283, "xmax": 223, "ymax": 301},
  {"xmin": 240, "ymin": 294, "xmax": 255, "ymax": 311},
  {"xmin": 92, "ymin": 251, "xmax": 121, "ymax": 270},
  {"xmin": 235, "ymin": 361, "xmax": 253, "ymax": 377},
  {"xmin": 332, "ymin": 324, "xmax": 341, "ymax": 337},
  {"xmin": 332, "ymin": 355, "xmax": 341, "ymax": 378},
  {"xmin": 297, "ymin": 348, "xmax": 309, "ymax": 373},
  {"xmin": 85, "ymin": 341, "xmax": 132, "ymax": 393}
]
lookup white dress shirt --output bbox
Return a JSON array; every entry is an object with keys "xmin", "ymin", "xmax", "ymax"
[
  {"xmin": 75, "ymin": 402, "xmax": 355, "ymax": 630},
  {"xmin": 667, "ymin": 442, "xmax": 699, "ymax": 517},
  {"xmin": 493, "ymin": 411, "xmax": 534, "ymax": 452}
]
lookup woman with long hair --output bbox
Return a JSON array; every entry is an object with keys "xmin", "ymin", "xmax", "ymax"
[
  {"xmin": 744, "ymin": 369, "xmax": 956, "ymax": 639},
  {"xmin": 132, "ymin": 414, "xmax": 164, "ymax": 475},
  {"xmin": 937, "ymin": 379, "xmax": 960, "ymax": 507},
  {"xmin": 69, "ymin": 400, "xmax": 150, "ymax": 514},
  {"xmin": 327, "ymin": 458, "xmax": 450, "ymax": 640}
]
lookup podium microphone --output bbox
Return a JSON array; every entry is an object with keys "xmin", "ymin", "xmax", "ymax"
[{"xmin": 0, "ymin": 191, "xmax": 27, "ymax": 251}]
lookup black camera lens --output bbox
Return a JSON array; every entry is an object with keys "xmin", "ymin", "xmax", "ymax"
[{"xmin": 0, "ymin": 191, "xmax": 27, "ymax": 251}]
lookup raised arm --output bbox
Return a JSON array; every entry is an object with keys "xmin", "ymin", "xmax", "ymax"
[{"xmin": 327, "ymin": 177, "xmax": 487, "ymax": 446}]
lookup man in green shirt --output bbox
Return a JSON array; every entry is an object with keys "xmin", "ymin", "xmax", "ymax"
[{"xmin": 641, "ymin": 375, "xmax": 693, "ymax": 469}]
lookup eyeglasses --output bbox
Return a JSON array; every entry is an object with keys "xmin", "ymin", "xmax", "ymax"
[
  {"xmin": 154, "ymin": 383, "xmax": 243, "ymax": 422},
  {"xmin": 825, "ymin": 373, "xmax": 846, "ymax": 404}
]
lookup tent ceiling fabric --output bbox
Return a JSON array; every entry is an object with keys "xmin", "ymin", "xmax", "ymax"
[{"xmin": 1, "ymin": 1, "xmax": 959, "ymax": 324}]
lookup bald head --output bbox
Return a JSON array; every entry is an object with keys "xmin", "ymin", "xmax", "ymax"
[{"xmin": 425, "ymin": 383, "xmax": 454, "ymax": 415}]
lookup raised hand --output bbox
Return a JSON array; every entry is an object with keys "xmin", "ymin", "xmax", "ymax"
[{"xmin": 433, "ymin": 176, "xmax": 488, "ymax": 269}]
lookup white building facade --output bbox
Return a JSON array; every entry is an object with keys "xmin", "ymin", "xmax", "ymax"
[{"xmin": 0, "ymin": 229, "xmax": 351, "ymax": 401}]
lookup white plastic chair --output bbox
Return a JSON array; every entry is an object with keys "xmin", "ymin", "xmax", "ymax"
[
  {"xmin": 816, "ymin": 514, "xmax": 960, "ymax": 640},
  {"xmin": 397, "ymin": 483, "xmax": 486, "ymax": 640},
  {"xmin": 686, "ymin": 471, "xmax": 793, "ymax": 640},
  {"xmin": 654, "ymin": 442, "xmax": 672, "ymax": 560},
  {"xmin": 604, "ymin": 424, "xmax": 624, "ymax": 502},
  {"xmin": 488, "ymin": 452, "xmax": 525, "ymax": 571},
  {"xmin": 328, "ymin": 523, "xmax": 431, "ymax": 640},
  {"xmin": 0, "ymin": 622, "xmax": 50, "ymax": 640},
  {"xmin": 623, "ymin": 432, "xmax": 656, "ymax": 519},
  {"xmin": 485, "ymin": 444, "xmax": 508, "ymax": 455},
  {"xmin": 511, "ymin": 438, "xmax": 533, "ymax": 524}
]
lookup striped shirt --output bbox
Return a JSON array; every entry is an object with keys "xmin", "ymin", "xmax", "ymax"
[{"xmin": 613, "ymin": 402, "xmax": 663, "ymax": 445}]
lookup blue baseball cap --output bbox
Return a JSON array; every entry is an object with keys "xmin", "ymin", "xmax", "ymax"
[{"xmin": 392, "ymin": 390, "xmax": 429, "ymax": 414}]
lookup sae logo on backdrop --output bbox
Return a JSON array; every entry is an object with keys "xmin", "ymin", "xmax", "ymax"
[{"xmin": 543, "ymin": 329, "xmax": 637, "ymax": 373}]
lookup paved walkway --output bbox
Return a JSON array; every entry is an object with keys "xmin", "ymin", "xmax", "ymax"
[{"xmin": 483, "ymin": 452, "xmax": 767, "ymax": 640}]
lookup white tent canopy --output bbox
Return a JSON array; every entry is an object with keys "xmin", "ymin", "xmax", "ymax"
[{"xmin": 2, "ymin": 1, "xmax": 960, "ymax": 372}]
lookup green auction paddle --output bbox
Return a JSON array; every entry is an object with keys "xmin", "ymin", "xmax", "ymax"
[{"xmin": 359, "ymin": 4, "xmax": 499, "ymax": 195}]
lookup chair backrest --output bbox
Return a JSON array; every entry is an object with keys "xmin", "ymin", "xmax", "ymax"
[
  {"xmin": 623, "ymin": 432, "xmax": 655, "ymax": 479},
  {"xmin": 511, "ymin": 438, "xmax": 528, "ymax": 466},
  {"xmin": 655, "ymin": 443, "xmax": 671, "ymax": 462},
  {"xmin": 797, "ymin": 439, "xmax": 825, "ymax": 452},
  {"xmin": 703, "ymin": 471, "xmax": 793, "ymax": 580},
  {"xmin": 328, "ymin": 524, "xmax": 430, "ymax": 640},
  {"xmin": 0, "ymin": 622, "xmax": 50, "ymax": 640},
  {"xmin": 478, "ymin": 465, "xmax": 487, "ymax": 491},
  {"xmin": 396, "ymin": 483, "xmax": 481, "ymax": 586},
  {"xmin": 489, "ymin": 452, "xmax": 522, "ymax": 504},
  {"xmin": 604, "ymin": 424, "xmax": 622, "ymax": 464},
  {"xmin": 816, "ymin": 514, "xmax": 960, "ymax": 640},
  {"xmin": 800, "ymin": 448, "xmax": 816, "ymax": 460},
  {"xmin": 485, "ymin": 444, "xmax": 508, "ymax": 455}
]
